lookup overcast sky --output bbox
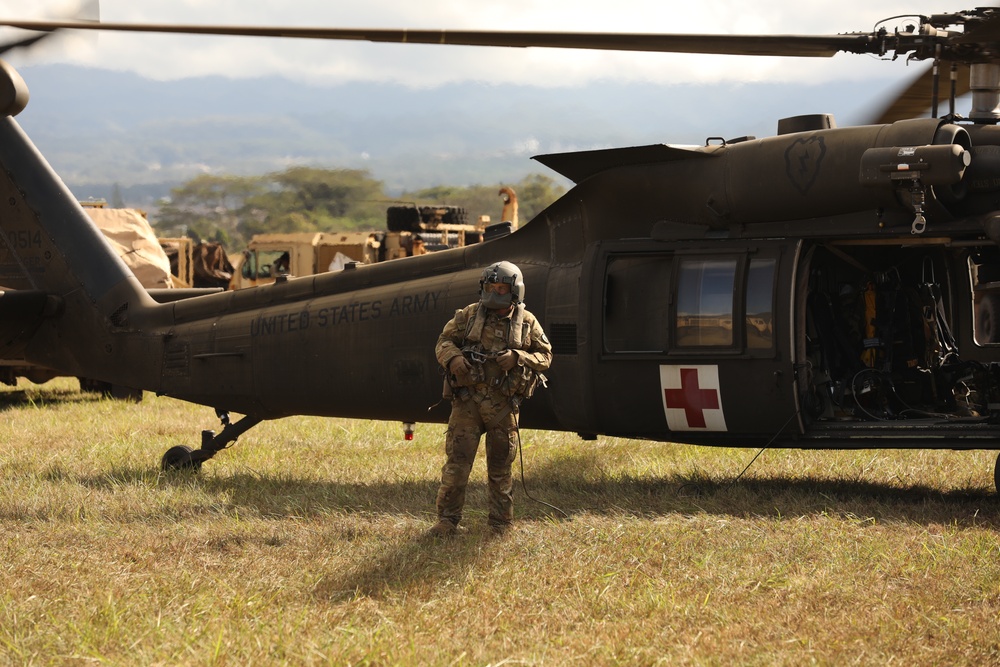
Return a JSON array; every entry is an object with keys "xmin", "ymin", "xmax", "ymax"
[
  {"xmin": 0, "ymin": 1, "xmax": 973, "ymax": 89},
  {"xmin": 0, "ymin": 0, "xmax": 984, "ymax": 195}
]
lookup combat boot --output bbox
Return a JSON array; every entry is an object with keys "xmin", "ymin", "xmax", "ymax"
[
  {"xmin": 426, "ymin": 519, "xmax": 459, "ymax": 538},
  {"xmin": 488, "ymin": 521, "xmax": 512, "ymax": 537}
]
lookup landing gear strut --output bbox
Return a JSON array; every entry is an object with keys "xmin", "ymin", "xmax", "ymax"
[{"xmin": 160, "ymin": 411, "xmax": 264, "ymax": 471}]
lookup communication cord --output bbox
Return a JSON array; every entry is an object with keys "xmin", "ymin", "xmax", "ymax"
[
  {"xmin": 726, "ymin": 408, "xmax": 802, "ymax": 488},
  {"xmin": 513, "ymin": 409, "xmax": 568, "ymax": 519}
]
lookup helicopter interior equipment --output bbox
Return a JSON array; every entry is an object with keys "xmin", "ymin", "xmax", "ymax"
[{"xmin": 6, "ymin": 10, "xmax": 1000, "ymax": 488}]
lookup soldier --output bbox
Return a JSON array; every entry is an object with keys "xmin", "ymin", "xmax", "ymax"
[{"xmin": 429, "ymin": 261, "xmax": 552, "ymax": 537}]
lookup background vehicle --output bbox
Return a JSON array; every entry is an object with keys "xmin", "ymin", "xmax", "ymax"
[{"xmin": 231, "ymin": 202, "xmax": 495, "ymax": 288}]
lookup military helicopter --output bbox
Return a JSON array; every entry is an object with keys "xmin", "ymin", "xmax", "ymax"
[{"xmin": 6, "ymin": 9, "xmax": 1000, "ymax": 489}]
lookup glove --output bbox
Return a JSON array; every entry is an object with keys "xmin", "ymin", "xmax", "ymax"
[
  {"xmin": 448, "ymin": 356, "xmax": 473, "ymax": 376},
  {"xmin": 497, "ymin": 350, "xmax": 518, "ymax": 371}
]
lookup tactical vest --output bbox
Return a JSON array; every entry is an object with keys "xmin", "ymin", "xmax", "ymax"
[
  {"xmin": 464, "ymin": 302, "xmax": 527, "ymax": 349},
  {"xmin": 455, "ymin": 303, "xmax": 542, "ymax": 399}
]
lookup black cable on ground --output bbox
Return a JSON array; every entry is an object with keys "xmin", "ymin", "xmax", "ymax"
[
  {"xmin": 514, "ymin": 413, "xmax": 568, "ymax": 519},
  {"xmin": 726, "ymin": 408, "xmax": 803, "ymax": 489}
]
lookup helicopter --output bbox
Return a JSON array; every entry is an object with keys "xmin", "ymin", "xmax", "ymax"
[{"xmin": 5, "ymin": 9, "xmax": 1000, "ymax": 489}]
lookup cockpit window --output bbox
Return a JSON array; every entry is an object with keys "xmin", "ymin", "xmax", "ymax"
[{"xmin": 603, "ymin": 255, "xmax": 671, "ymax": 353}]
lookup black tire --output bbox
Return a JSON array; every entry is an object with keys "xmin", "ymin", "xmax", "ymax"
[
  {"xmin": 162, "ymin": 445, "xmax": 199, "ymax": 472},
  {"xmin": 441, "ymin": 206, "xmax": 468, "ymax": 226},
  {"xmin": 386, "ymin": 206, "xmax": 420, "ymax": 232},
  {"xmin": 417, "ymin": 205, "xmax": 468, "ymax": 227},
  {"xmin": 417, "ymin": 206, "xmax": 438, "ymax": 225}
]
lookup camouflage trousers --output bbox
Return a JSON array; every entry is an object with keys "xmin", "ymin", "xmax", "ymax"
[{"xmin": 435, "ymin": 389, "xmax": 517, "ymax": 528}]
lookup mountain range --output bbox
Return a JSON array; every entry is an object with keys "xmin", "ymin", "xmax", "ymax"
[{"xmin": 11, "ymin": 63, "xmax": 883, "ymax": 209}]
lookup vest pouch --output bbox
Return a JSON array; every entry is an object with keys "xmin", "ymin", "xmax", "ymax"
[{"xmin": 502, "ymin": 365, "xmax": 543, "ymax": 398}]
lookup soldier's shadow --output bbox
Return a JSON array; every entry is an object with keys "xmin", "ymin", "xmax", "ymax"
[{"xmin": 311, "ymin": 522, "xmax": 502, "ymax": 602}]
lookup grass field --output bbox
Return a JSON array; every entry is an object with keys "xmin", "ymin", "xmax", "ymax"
[{"xmin": 2, "ymin": 378, "xmax": 1000, "ymax": 665}]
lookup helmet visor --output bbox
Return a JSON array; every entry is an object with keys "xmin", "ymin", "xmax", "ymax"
[
  {"xmin": 483, "ymin": 282, "xmax": 511, "ymax": 296},
  {"xmin": 481, "ymin": 281, "xmax": 513, "ymax": 309}
]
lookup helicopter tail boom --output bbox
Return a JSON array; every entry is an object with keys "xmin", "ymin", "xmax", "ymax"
[{"xmin": 0, "ymin": 101, "xmax": 159, "ymax": 383}]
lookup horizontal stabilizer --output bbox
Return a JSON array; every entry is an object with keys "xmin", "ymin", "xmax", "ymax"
[{"xmin": 533, "ymin": 143, "xmax": 715, "ymax": 183}]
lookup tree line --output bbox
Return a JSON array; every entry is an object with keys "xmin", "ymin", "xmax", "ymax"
[{"xmin": 152, "ymin": 167, "xmax": 567, "ymax": 252}]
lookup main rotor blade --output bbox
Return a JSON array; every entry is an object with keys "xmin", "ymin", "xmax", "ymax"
[
  {"xmin": 867, "ymin": 61, "xmax": 972, "ymax": 124},
  {"xmin": 0, "ymin": 19, "xmax": 874, "ymax": 58},
  {"xmin": 0, "ymin": 30, "xmax": 54, "ymax": 56}
]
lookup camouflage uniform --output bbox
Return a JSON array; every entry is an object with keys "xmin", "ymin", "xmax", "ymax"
[{"xmin": 434, "ymin": 302, "xmax": 552, "ymax": 530}]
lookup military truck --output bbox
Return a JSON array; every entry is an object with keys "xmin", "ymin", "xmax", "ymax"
[
  {"xmin": 230, "ymin": 231, "xmax": 384, "ymax": 289},
  {"xmin": 386, "ymin": 203, "xmax": 486, "ymax": 250},
  {"xmin": 231, "ymin": 204, "xmax": 486, "ymax": 289}
]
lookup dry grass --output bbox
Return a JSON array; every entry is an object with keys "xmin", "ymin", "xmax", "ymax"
[{"xmin": 1, "ymin": 378, "xmax": 1000, "ymax": 665}]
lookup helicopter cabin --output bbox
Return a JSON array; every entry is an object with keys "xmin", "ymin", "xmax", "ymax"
[
  {"xmin": 794, "ymin": 239, "xmax": 1000, "ymax": 438},
  {"xmin": 579, "ymin": 232, "xmax": 1000, "ymax": 450}
]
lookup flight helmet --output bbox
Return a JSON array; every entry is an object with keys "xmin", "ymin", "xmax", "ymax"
[{"xmin": 480, "ymin": 260, "xmax": 524, "ymax": 309}]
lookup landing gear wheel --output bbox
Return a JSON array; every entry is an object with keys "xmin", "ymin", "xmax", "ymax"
[{"xmin": 161, "ymin": 445, "xmax": 199, "ymax": 472}]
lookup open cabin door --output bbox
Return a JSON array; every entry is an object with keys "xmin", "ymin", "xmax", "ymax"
[
  {"xmin": 588, "ymin": 239, "xmax": 798, "ymax": 444},
  {"xmin": 795, "ymin": 239, "xmax": 1000, "ymax": 444}
]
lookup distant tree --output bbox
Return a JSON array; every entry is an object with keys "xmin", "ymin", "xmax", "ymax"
[
  {"xmin": 238, "ymin": 167, "xmax": 387, "ymax": 238},
  {"xmin": 154, "ymin": 174, "xmax": 265, "ymax": 249},
  {"xmin": 515, "ymin": 174, "xmax": 567, "ymax": 221}
]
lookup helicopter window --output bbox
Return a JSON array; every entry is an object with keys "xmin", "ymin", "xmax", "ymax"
[
  {"xmin": 675, "ymin": 258, "xmax": 737, "ymax": 347},
  {"xmin": 746, "ymin": 259, "xmax": 776, "ymax": 349},
  {"xmin": 603, "ymin": 255, "xmax": 671, "ymax": 353}
]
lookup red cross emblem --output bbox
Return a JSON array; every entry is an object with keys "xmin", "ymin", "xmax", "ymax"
[{"xmin": 660, "ymin": 365, "xmax": 727, "ymax": 431}]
